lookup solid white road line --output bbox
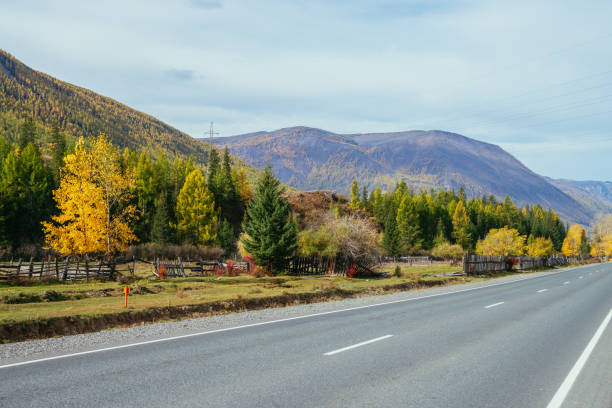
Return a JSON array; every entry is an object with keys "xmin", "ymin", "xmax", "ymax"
[
  {"xmin": 547, "ymin": 308, "xmax": 612, "ymax": 408},
  {"xmin": 537, "ymin": 289, "xmax": 548, "ymax": 293},
  {"xmin": 324, "ymin": 335, "xmax": 393, "ymax": 356},
  {"xmin": 563, "ymin": 281, "xmax": 570, "ymax": 285},
  {"xmin": 484, "ymin": 302, "xmax": 505, "ymax": 309},
  {"xmin": 0, "ymin": 265, "xmax": 587, "ymax": 370}
]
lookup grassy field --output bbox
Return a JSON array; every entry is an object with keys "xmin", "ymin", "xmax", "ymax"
[{"xmin": 0, "ymin": 263, "xmax": 462, "ymax": 326}]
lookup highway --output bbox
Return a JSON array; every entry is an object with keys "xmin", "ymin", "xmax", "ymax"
[{"xmin": 1, "ymin": 263, "xmax": 611, "ymax": 407}]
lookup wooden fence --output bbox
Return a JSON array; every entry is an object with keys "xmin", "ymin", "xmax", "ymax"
[
  {"xmin": 0, "ymin": 258, "xmax": 117, "ymax": 281},
  {"xmin": 379, "ymin": 256, "xmax": 432, "ymax": 266},
  {"xmin": 463, "ymin": 254, "xmax": 576, "ymax": 275},
  {"xmin": 288, "ymin": 255, "xmax": 380, "ymax": 277},
  {"xmin": 463, "ymin": 255, "xmax": 506, "ymax": 274},
  {"xmin": 151, "ymin": 258, "xmax": 249, "ymax": 277}
]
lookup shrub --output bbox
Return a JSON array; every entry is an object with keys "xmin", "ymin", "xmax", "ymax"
[
  {"xmin": 394, "ymin": 265, "xmax": 402, "ymax": 278},
  {"xmin": 432, "ymin": 242, "xmax": 465, "ymax": 260}
]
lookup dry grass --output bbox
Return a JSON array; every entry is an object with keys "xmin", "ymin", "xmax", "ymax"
[{"xmin": 0, "ymin": 262, "xmax": 468, "ymax": 326}]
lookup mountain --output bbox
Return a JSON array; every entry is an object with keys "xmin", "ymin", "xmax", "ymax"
[
  {"xmin": 547, "ymin": 179, "xmax": 612, "ymax": 219},
  {"xmin": 213, "ymin": 126, "xmax": 595, "ymax": 224},
  {"xmin": 0, "ymin": 49, "xmax": 209, "ymax": 162}
]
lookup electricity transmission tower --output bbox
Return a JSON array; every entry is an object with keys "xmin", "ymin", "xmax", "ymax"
[{"xmin": 206, "ymin": 122, "xmax": 219, "ymax": 150}]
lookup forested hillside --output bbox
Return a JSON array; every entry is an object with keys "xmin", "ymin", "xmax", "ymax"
[{"xmin": 0, "ymin": 49, "xmax": 206, "ymax": 161}]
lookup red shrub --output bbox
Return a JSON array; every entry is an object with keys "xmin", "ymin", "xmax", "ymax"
[{"xmin": 347, "ymin": 264, "xmax": 357, "ymax": 278}]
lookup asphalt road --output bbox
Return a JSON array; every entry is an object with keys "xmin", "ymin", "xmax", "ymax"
[{"xmin": 1, "ymin": 264, "xmax": 611, "ymax": 408}]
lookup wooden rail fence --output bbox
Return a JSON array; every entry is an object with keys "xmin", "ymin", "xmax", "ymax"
[{"xmin": 0, "ymin": 258, "xmax": 117, "ymax": 281}]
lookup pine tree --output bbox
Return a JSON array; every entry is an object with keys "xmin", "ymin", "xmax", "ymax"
[
  {"xmin": 176, "ymin": 169, "xmax": 217, "ymax": 246},
  {"xmin": 241, "ymin": 165, "xmax": 297, "ymax": 274}
]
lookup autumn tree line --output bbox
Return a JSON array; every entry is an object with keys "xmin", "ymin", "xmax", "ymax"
[
  {"xmin": 1, "ymin": 119, "xmax": 610, "ymax": 273},
  {"xmin": 0, "ymin": 124, "xmax": 252, "ymax": 257},
  {"xmin": 347, "ymin": 179, "xmax": 578, "ymax": 258}
]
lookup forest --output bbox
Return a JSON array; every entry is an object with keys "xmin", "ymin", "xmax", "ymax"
[{"xmin": 1, "ymin": 118, "xmax": 607, "ymax": 272}]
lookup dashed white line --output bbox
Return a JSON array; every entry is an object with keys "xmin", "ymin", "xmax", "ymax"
[
  {"xmin": 563, "ymin": 281, "xmax": 570, "ymax": 285},
  {"xmin": 579, "ymin": 276, "xmax": 584, "ymax": 279},
  {"xmin": 547, "ymin": 308, "xmax": 612, "ymax": 408},
  {"xmin": 484, "ymin": 302, "xmax": 505, "ymax": 309},
  {"xmin": 537, "ymin": 289, "xmax": 548, "ymax": 293},
  {"xmin": 324, "ymin": 335, "xmax": 393, "ymax": 356}
]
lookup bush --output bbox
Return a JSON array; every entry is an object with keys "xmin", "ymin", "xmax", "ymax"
[
  {"xmin": 298, "ymin": 214, "xmax": 381, "ymax": 262},
  {"xmin": 432, "ymin": 242, "xmax": 465, "ymax": 260},
  {"xmin": 394, "ymin": 265, "xmax": 402, "ymax": 278}
]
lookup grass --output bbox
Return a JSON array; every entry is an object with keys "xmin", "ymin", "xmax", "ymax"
[{"xmin": 0, "ymin": 262, "xmax": 467, "ymax": 326}]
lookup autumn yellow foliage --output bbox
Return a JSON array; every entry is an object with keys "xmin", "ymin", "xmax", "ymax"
[
  {"xmin": 561, "ymin": 224, "xmax": 587, "ymax": 257},
  {"xmin": 43, "ymin": 135, "xmax": 137, "ymax": 256},
  {"xmin": 475, "ymin": 226, "xmax": 525, "ymax": 256},
  {"xmin": 525, "ymin": 236, "xmax": 554, "ymax": 257}
]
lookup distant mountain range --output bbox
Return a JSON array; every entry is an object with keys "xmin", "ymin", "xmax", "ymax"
[{"xmin": 213, "ymin": 126, "xmax": 609, "ymax": 225}]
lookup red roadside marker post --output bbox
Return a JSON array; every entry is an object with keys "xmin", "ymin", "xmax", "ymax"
[{"xmin": 123, "ymin": 286, "xmax": 130, "ymax": 308}]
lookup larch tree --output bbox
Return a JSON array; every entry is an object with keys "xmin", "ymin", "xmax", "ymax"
[
  {"xmin": 349, "ymin": 179, "xmax": 361, "ymax": 210},
  {"xmin": 43, "ymin": 135, "xmax": 137, "ymax": 257},
  {"xmin": 241, "ymin": 165, "xmax": 297, "ymax": 274},
  {"xmin": 561, "ymin": 224, "xmax": 587, "ymax": 257},
  {"xmin": 452, "ymin": 201, "xmax": 472, "ymax": 250},
  {"xmin": 176, "ymin": 169, "xmax": 218, "ymax": 246}
]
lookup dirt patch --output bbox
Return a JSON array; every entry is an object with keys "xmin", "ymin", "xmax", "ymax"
[{"xmin": 0, "ymin": 277, "xmax": 456, "ymax": 343}]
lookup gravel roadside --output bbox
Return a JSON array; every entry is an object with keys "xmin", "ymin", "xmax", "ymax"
[{"xmin": 0, "ymin": 268, "xmax": 573, "ymax": 365}]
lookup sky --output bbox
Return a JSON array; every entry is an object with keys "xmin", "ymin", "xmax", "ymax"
[{"xmin": 1, "ymin": 0, "xmax": 612, "ymax": 180}]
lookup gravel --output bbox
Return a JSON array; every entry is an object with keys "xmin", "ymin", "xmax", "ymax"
[{"xmin": 0, "ymin": 268, "xmax": 569, "ymax": 365}]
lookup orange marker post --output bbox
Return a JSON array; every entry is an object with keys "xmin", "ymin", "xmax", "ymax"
[{"xmin": 123, "ymin": 286, "xmax": 130, "ymax": 308}]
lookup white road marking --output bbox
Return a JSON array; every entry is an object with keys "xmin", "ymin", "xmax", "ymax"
[
  {"xmin": 563, "ymin": 281, "xmax": 570, "ymax": 285},
  {"xmin": 547, "ymin": 308, "xmax": 612, "ymax": 408},
  {"xmin": 537, "ymin": 289, "xmax": 548, "ymax": 293},
  {"xmin": 0, "ymin": 265, "xmax": 587, "ymax": 370},
  {"xmin": 324, "ymin": 335, "xmax": 393, "ymax": 356},
  {"xmin": 484, "ymin": 302, "xmax": 505, "ymax": 309},
  {"xmin": 579, "ymin": 276, "xmax": 584, "ymax": 279}
]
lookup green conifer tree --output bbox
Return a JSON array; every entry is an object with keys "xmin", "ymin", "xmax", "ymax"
[
  {"xmin": 151, "ymin": 194, "xmax": 171, "ymax": 244},
  {"xmin": 241, "ymin": 165, "xmax": 297, "ymax": 274}
]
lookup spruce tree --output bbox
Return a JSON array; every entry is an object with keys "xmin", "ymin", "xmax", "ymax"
[
  {"xmin": 50, "ymin": 123, "xmax": 66, "ymax": 183},
  {"xmin": 151, "ymin": 194, "xmax": 171, "ymax": 244},
  {"xmin": 241, "ymin": 165, "xmax": 297, "ymax": 274},
  {"xmin": 382, "ymin": 213, "xmax": 402, "ymax": 257},
  {"xmin": 218, "ymin": 219, "xmax": 235, "ymax": 255}
]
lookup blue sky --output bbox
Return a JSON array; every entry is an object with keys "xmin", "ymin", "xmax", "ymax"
[{"xmin": 2, "ymin": 0, "xmax": 611, "ymax": 180}]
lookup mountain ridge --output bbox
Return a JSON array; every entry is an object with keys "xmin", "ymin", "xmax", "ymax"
[{"xmin": 213, "ymin": 126, "xmax": 599, "ymax": 224}]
